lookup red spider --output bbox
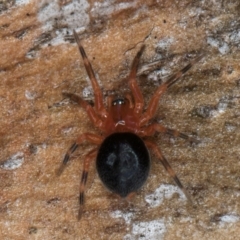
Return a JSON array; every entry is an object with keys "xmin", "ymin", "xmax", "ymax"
[{"xmin": 57, "ymin": 30, "xmax": 203, "ymax": 219}]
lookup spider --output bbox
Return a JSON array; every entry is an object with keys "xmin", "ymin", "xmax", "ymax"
[{"xmin": 57, "ymin": 30, "xmax": 203, "ymax": 219}]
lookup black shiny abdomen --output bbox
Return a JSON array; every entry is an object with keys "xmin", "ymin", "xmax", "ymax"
[{"xmin": 96, "ymin": 132, "xmax": 150, "ymax": 197}]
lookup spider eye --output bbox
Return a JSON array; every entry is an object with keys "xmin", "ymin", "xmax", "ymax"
[{"xmin": 112, "ymin": 98, "xmax": 125, "ymax": 106}]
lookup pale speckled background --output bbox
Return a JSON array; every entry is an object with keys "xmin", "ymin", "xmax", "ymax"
[{"xmin": 1, "ymin": 0, "xmax": 240, "ymax": 239}]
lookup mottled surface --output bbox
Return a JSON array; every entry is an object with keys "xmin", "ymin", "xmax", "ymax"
[{"xmin": 1, "ymin": 0, "xmax": 240, "ymax": 239}]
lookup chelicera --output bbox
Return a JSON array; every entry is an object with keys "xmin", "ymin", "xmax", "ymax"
[{"xmin": 58, "ymin": 30, "xmax": 203, "ymax": 219}]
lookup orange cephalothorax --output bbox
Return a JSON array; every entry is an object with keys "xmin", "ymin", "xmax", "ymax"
[{"xmin": 105, "ymin": 97, "xmax": 139, "ymax": 134}]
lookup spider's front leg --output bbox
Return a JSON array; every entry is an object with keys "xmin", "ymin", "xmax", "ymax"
[
  {"xmin": 144, "ymin": 140, "xmax": 193, "ymax": 204},
  {"xmin": 128, "ymin": 45, "xmax": 145, "ymax": 116},
  {"xmin": 73, "ymin": 30, "xmax": 108, "ymax": 119},
  {"xmin": 140, "ymin": 54, "xmax": 204, "ymax": 126},
  {"xmin": 56, "ymin": 133, "xmax": 103, "ymax": 176},
  {"xmin": 62, "ymin": 92, "xmax": 105, "ymax": 131}
]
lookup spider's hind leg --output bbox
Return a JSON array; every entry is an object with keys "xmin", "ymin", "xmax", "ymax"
[
  {"xmin": 145, "ymin": 140, "xmax": 193, "ymax": 204},
  {"xmin": 78, "ymin": 148, "xmax": 97, "ymax": 220},
  {"xmin": 56, "ymin": 141, "xmax": 79, "ymax": 176}
]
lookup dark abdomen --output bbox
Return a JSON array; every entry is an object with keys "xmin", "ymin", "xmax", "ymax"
[{"xmin": 96, "ymin": 132, "xmax": 150, "ymax": 197}]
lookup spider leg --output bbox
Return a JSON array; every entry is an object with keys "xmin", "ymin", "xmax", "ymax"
[
  {"xmin": 78, "ymin": 148, "xmax": 98, "ymax": 220},
  {"xmin": 56, "ymin": 133, "xmax": 102, "ymax": 176},
  {"xmin": 145, "ymin": 140, "xmax": 193, "ymax": 204},
  {"xmin": 62, "ymin": 92, "xmax": 105, "ymax": 130},
  {"xmin": 128, "ymin": 45, "xmax": 145, "ymax": 115},
  {"xmin": 125, "ymin": 93, "xmax": 134, "ymax": 109},
  {"xmin": 139, "ymin": 123, "xmax": 199, "ymax": 143},
  {"xmin": 140, "ymin": 54, "xmax": 204, "ymax": 126},
  {"xmin": 73, "ymin": 30, "xmax": 108, "ymax": 119}
]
